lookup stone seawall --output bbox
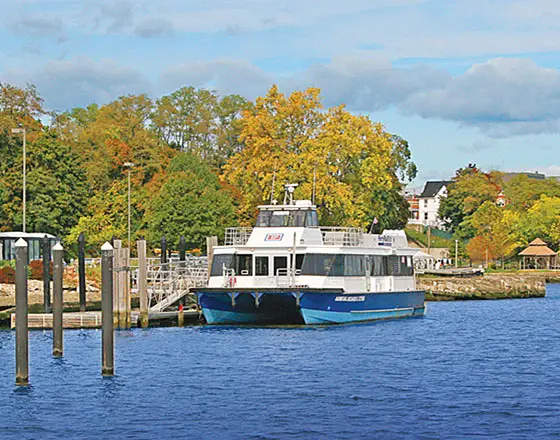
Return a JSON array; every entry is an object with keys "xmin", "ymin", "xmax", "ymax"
[{"xmin": 418, "ymin": 272, "xmax": 555, "ymax": 301}]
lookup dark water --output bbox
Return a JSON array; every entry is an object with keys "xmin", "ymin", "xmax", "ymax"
[{"xmin": 1, "ymin": 285, "xmax": 560, "ymax": 440}]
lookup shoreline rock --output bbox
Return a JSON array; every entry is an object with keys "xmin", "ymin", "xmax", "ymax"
[{"xmin": 419, "ymin": 272, "xmax": 552, "ymax": 301}]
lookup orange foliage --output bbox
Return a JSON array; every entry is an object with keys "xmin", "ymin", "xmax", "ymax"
[{"xmin": 466, "ymin": 236, "xmax": 498, "ymax": 263}]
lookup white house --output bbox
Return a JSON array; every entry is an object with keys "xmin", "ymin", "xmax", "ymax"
[{"xmin": 409, "ymin": 181, "xmax": 452, "ymax": 228}]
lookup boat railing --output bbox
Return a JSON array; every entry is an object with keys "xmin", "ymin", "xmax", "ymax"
[
  {"xmin": 222, "ymin": 267, "xmax": 236, "ymax": 287},
  {"xmin": 320, "ymin": 227, "xmax": 364, "ymax": 247},
  {"xmin": 276, "ymin": 268, "xmax": 296, "ymax": 288},
  {"xmin": 224, "ymin": 227, "xmax": 253, "ymax": 246}
]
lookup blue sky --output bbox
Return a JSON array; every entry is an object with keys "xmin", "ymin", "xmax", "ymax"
[{"xmin": 1, "ymin": 0, "xmax": 559, "ymax": 186}]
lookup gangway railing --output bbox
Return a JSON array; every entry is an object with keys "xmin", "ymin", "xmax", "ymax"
[{"xmin": 146, "ymin": 258, "xmax": 208, "ymax": 312}]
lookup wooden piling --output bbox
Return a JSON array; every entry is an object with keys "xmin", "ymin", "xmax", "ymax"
[
  {"xmin": 42, "ymin": 234, "xmax": 51, "ymax": 312},
  {"xmin": 206, "ymin": 236, "xmax": 218, "ymax": 279},
  {"xmin": 15, "ymin": 238, "xmax": 29, "ymax": 386},
  {"xmin": 101, "ymin": 242, "xmax": 114, "ymax": 376},
  {"xmin": 179, "ymin": 236, "xmax": 186, "ymax": 262},
  {"xmin": 137, "ymin": 239, "xmax": 148, "ymax": 328},
  {"xmin": 78, "ymin": 232, "xmax": 86, "ymax": 312},
  {"xmin": 161, "ymin": 235, "xmax": 167, "ymax": 264},
  {"xmin": 52, "ymin": 243, "xmax": 64, "ymax": 357}
]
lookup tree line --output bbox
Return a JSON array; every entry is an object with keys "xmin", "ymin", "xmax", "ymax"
[
  {"xmin": 0, "ymin": 83, "xmax": 417, "ymax": 255},
  {"xmin": 439, "ymin": 164, "xmax": 560, "ymax": 264}
]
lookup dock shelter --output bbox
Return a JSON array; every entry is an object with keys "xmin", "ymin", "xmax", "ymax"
[
  {"xmin": 518, "ymin": 238, "xmax": 558, "ymax": 269},
  {"xmin": 0, "ymin": 232, "xmax": 59, "ymax": 262}
]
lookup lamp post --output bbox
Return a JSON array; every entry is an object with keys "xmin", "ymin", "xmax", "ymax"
[
  {"xmin": 123, "ymin": 162, "xmax": 135, "ymax": 250},
  {"xmin": 11, "ymin": 128, "xmax": 27, "ymax": 232},
  {"xmin": 455, "ymin": 239, "xmax": 458, "ymax": 268}
]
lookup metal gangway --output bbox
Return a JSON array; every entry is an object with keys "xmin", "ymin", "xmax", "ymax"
[{"xmin": 144, "ymin": 257, "xmax": 208, "ymax": 312}]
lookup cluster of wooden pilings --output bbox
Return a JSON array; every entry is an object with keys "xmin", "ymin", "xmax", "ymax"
[
  {"xmin": 11, "ymin": 234, "xmax": 215, "ymax": 386},
  {"xmin": 13, "ymin": 239, "xmax": 123, "ymax": 385}
]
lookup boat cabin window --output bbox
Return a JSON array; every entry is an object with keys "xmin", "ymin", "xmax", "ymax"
[
  {"xmin": 255, "ymin": 256, "xmax": 269, "ymax": 276},
  {"xmin": 256, "ymin": 209, "xmax": 318, "ymax": 227},
  {"xmin": 371, "ymin": 255, "xmax": 388, "ymax": 277},
  {"xmin": 387, "ymin": 255, "xmax": 414, "ymax": 277},
  {"xmin": 274, "ymin": 256, "xmax": 288, "ymax": 275},
  {"xmin": 210, "ymin": 254, "xmax": 253, "ymax": 276},
  {"xmin": 236, "ymin": 254, "xmax": 253, "ymax": 276},
  {"xmin": 211, "ymin": 254, "xmax": 234, "ymax": 276},
  {"xmin": 344, "ymin": 255, "xmax": 365, "ymax": 276}
]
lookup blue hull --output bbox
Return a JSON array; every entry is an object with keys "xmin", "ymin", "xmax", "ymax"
[{"xmin": 195, "ymin": 289, "xmax": 426, "ymax": 325}]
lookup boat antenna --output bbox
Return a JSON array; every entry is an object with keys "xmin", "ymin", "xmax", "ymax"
[
  {"xmin": 284, "ymin": 183, "xmax": 298, "ymax": 205},
  {"xmin": 312, "ymin": 164, "xmax": 316, "ymax": 205},
  {"xmin": 270, "ymin": 161, "xmax": 277, "ymax": 204}
]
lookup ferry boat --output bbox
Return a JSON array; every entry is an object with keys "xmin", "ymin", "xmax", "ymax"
[{"xmin": 194, "ymin": 185, "xmax": 426, "ymax": 325}]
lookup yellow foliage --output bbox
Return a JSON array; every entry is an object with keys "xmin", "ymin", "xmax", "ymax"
[{"xmin": 222, "ymin": 86, "xmax": 399, "ymax": 226}]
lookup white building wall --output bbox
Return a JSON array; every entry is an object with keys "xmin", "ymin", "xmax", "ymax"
[{"xmin": 418, "ymin": 186, "xmax": 447, "ymax": 227}]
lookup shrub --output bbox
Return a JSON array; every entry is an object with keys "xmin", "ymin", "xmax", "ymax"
[
  {"xmin": 0, "ymin": 266, "xmax": 15, "ymax": 284},
  {"xmin": 29, "ymin": 259, "xmax": 53, "ymax": 280}
]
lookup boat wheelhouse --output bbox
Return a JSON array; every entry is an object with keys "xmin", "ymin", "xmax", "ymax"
[{"xmin": 194, "ymin": 187, "xmax": 426, "ymax": 325}]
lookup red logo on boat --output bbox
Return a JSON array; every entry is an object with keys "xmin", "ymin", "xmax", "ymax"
[{"xmin": 265, "ymin": 233, "xmax": 284, "ymax": 242}]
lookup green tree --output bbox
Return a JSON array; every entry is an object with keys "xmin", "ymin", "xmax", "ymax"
[
  {"xmin": 520, "ymin": 195, "xmax": 560, "ymax": 249},
  {"xmin": 439, "ymin": 164, "xmax": 501, "ymax": 235},
  {"xmin": 145, "ymin": 153, "xmax": 236, "ymax": 250},
  {"xmin": 152, "ymin": 87, "xmax": 250, "ymax": 167},
  {"xmin": 0, "ymin": 129, "xmax": 88, "ymax": 236},
  {"xmin": 503, "ymin": 175, "xmax": 560, "ymax": 211}
]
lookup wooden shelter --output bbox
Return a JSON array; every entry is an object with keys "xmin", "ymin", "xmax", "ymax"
[{"xmin": 519, "ymin": 238, "xmax": 558, "ymax": 269}]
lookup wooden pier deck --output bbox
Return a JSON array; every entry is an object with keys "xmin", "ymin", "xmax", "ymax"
[{"xmin": 10, "ymin": 310, "xmax": 201, "ymax": 329}]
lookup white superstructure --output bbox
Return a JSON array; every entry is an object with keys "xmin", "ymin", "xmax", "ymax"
[{"xmin": 208, "ymin": 196, "xmax": 417, "ymax": 295}]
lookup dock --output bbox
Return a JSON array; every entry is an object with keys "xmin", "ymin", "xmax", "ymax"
[
  {"xmin": 422, "ymin": 268, "xmax": 484, "ymax": 277},
  {"xmin": 10, "ymin": 309, "xmax": 202, "ymax": 329}
]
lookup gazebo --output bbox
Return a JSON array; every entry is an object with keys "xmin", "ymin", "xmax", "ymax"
[{"xmin": 519, "ymin": 238, "xmax": 558, "ymax": 269}]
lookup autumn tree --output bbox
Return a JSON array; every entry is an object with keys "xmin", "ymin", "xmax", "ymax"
[
  {"xmin": 503, "ymin": 175, "xmax": 560, "ymax": 211},
  {"xmin": 519, "ymin": 195, "xmax": 560, "ymax": 249},
  {"xmin": 66, "ymin": 179, "xmax": 131, "ymax": 252},
  {"xmin": 151, "ymin": 87, "xmax": 250, "ymax": 167},
  {"xmin": 54, "ymin": 94, "xmax": 175, "ymax": 193},
  {"xmin": 0, "ymin": 82, "xmax": 47, "ymax": 134},
  {"xmin": 465, "ymin": 201, "xmax": 521, "ymax": 263},
  {"xmin": 222, "ymin": 86, "xmax": 416, "ymax": 227}
]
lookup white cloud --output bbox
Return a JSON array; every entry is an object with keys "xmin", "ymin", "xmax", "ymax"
[
  {"xmin": 403, "ymin": 58, "xmax": 560, "ymax": 135},
  {"xmin": 4, "ymin": 53, "xmax": 560, "ymax": 139},
  {"xmin": 3, "ymin": 57, "xmax": 152, "ymax": 110},
  {"xmin": 159, "ymin": 59, "xmax": 273, "ymax": 99}
]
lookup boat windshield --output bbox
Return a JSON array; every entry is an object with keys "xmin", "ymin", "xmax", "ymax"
[{"xmin": 256, "ymin": 209, "xmax": 318, "ymax": 227}]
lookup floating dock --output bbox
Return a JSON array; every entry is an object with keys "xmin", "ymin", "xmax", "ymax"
[{"xmin": 10, "ymin": 310, "xmax": 201, "ymax": 329}]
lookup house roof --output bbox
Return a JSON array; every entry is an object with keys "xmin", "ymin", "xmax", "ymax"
[
  {"xmin": 519, "ymin": 238, "xmax": 557, "ymax": 256},
  {"xmin": 418, "ymin": 181, "xmax": 453, "ymax": 198}
]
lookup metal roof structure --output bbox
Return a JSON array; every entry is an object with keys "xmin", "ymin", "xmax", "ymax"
[{"xmin": 418, "ymin": 181, "xmax": 453, "ymax": 198}]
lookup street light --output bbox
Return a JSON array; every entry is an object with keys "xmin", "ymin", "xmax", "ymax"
[
  {"xmin": 11, "ymin": 128, "xmax": 26, "ymax": 232},
  {"xmin": 455, "ymin": 239, "xmax": 458, "ymax": 268},
  {"xmin": 123, "ymin": 162, "xmax": 135, "ymax": 249}
]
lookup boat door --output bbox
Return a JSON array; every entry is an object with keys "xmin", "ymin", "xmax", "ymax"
[
  {"xmin": 273, "ymin": 254, "xmax": 293, "ymax": 287},
  {"xmin": 254, "ymin": 255, "xmax": 276, "ymax": 287}
]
